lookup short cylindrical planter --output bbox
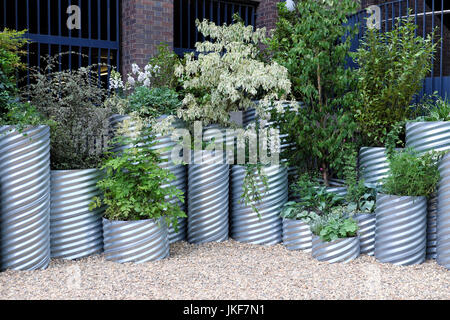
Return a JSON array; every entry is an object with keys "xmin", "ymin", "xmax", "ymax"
[
  {"xmin": 282, "ymin": 219, "xmax": 312, "ymax": 251},
  {"xmin": 375, "ymin": 194, "xmax": 427, "ymax": 266},
  {"xmin": 406, "ymin": 121, "xmax": 450, "ymax": 154},
  {"xmin": 437, "ymin": 153, "xmax": 450, "ymax": 269},
  {"xmin": 102, "ymin": 217, "xmax": 169, "ymax": 263},
  {"xmin": 311, "ymin": 235, "xmax": 360, "ymax": 263},
  {"xmin": 50, "ymin": 169, "xmax": 104, "ymax": 260},
  {"xmin": 353, "ymin": 213, "xmax": 376, "ymax": 256},
  {"xmin": 231, "ymin": 165, "xmax": 288, "ymax": 245},
  {"xmin": 359, "ymin": 147, "xmax": 391, "ymax": 187},
  {"xmin": 188, "ymin": 151, "xmax": 229, "ymax": 244},
  {"xmin": 0, "ymin": 125, "xmax": 51, "ymax": 271},
  {"xmin": 426, "ymin": 194, "xmax": 438, "ymax": 259}
]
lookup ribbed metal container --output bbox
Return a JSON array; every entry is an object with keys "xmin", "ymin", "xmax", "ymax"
[
  {"xmin": 230, "ymin": 165, "xmax": 287, "ymax": 245},
  {"xmin": 311, "ymin": 235, "xmax": 360, "ymax": 263},
  {"xmin": 109, "ymin": 114, "xmax": 188, "ymax": 243},
  {"xmin": 353, "ymin": 213, "xmax": 376, "ymax": 256},
  {"xmin": 50, "ymin": 169, "xmax": 104, "ymax": 260},
  {"xmin": 375, "ymin": 194, "xmax": 427, "ymax": 266},
  {"xmin": 427, "ymin": 194, "xmax": 438, "ymax": 259},
  {"xmin": 102, "ymin": 217, "xmax": 169, "ymax": 263},
  {"xmin": 188, "ymin": 151, "xmax": 229, "ymax": 244},
  {"xmin": 282, "ymin": 218, "xmax": 312, "ymax": 251},
  {"xmin": 0, "ymin": 125, "xmax": 51, "ymax": 271},
  {"xmin": 406, "ymin": 121, "xmax": 450, "ymax": 154},
  {"xmin": 359, "ymin": 147, "xmax": 391, "ymax": 187},
  {"xmin": 437, "ymin": 153, "xmax": 450, "ymax": 269}
]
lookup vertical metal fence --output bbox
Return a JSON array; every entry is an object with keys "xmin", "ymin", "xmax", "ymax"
[
  {"xmin": 0, "ymin": 0, "xmax": 120, "ymax": 88},
  {"xmin": 174, "ymin": 0, "xmax": 259, "ymax": 56},
  {"xmin": 349, "ymin": 0, "xmax": 450, "ymax": 100}
]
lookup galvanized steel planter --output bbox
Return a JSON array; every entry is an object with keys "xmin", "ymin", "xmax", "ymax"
[
  {"xmin": 0, "ymin": 125, "xmax": 51, "ymax": 271},
  {"xmin": 311, "ymin": 235, "xmax": 360, "ymax": 263},
  {"xmin": 406, "ymin": 121, "xmax": 450, "ymax": 154},
  {"xmin": 50, "ymin": 169, "xmax": 104, "ymax": 260},
  {"xmin": 375, "ymin": 194, "xmax": 427, "ymax": 266},
  {"xmin": 427, "ymin": 194, "xmax": 438, "ymax": 259},
  {"xmin": 353, "ymin": 213, "xmax": 376, "ymax": 256},
  {"xmin": 102, "ymin": 217, "xmax": 169, "ymax": 263},
  {"xmin": 230, "ymin": 165, "xmax": 288, "ymax": 245},
  {"xmin": 109, "ymin": 114, "xmax": 188, "ymax": 243},
  {"xmin": 188, "ymin": 151, "xmax": 229, "ymax": 244},
  {"xmin": 359, "ymin": 147, "xmax": 391, "ymax": 187},
  {"xmin": 437, "ymin": 153, "xmax": 450, "ymax": 269},
  {"xmin": 282, "ymin": 218, "xmax": 312, "ymax": 251}
]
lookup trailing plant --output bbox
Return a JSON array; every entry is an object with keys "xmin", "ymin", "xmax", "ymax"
[
  {"xmin": 265, "ymin": 0, "xmax": 360, "ymax": 185},
  {"xmin": 0, "ymin": 28, "xmax": 28, "ymax": 118},
  {"xmin": 23, "ymin": 54, "xmax": 112, "ymax": 169},
  {"xmin": 175, "ymin": 15, "xmax": 291, "ymax": 128},
  {"xmin": 353, "ymin": 15, "xmax": 438, "ymax": 147},
  {"xmin": 382, "ymin": 148, "xmax": 443, "ymax": 197},
  {"xmin": 310, "ymin": 213, "xmax": 358, "ymax": 242},
  {"xmin": 90, "ymin": 129, "xmax": 186, "ymax": 228},
  {"xmin": 290, "ymin": 173, "xmax": 346, "ymax": 216}
]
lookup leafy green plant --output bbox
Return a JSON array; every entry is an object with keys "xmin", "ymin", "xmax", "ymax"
[
  {"xmin": 280, "ymin": 201, "xmax": 319, "ymax": 223},
  {"xmin": 266, "ymin": 0, "xmax": 360, "ymax": 185},
  {"xmin": 23, "ymin": 54, "xmax": 112, "ymax": 169},
  {"xmin": 353, "ymin": 15, "xmax": 438, "ymax": 147},
  {"xmin": 148, "ymin": 43, "xmax": 182, "ymax": 90},
  {"xmin": 290, "ymin": 173, "xmax": 346, "ymax": 216},
  {"xmin": 412, "ymin": 93, "xmax": 450, "ymax": 121},
  {"xmin": 382, "ymin": 148, "xmax": 443, "ymax": 197},
  {"xmin": 90, "ymin": 129, "xmax": 186, "ymax": 227},
  {"xmin": 127, "ymin": 86, "xmax": 181, "ymax": 118},
  {"xmin": 310, "ymin": 213, "xmax": 358, "ymax": 242}
]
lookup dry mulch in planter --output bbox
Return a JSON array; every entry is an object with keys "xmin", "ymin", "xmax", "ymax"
[{"xmin": 0, "ymin": 240, "xmax": 448, "ymax": 300}]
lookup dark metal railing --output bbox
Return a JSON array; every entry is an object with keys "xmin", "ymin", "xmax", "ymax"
[{"xmin": 174, "ymin": 0, "xmax": 259, "ymax": 56}]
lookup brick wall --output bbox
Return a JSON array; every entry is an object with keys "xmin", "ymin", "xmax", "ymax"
[
  {"xmin": 256, "ymin": 0, "xmax": 279, "ymax": 32},
  {"xmin": 121, "ymin": 0, "xmax": 174, "ymax": 77}
]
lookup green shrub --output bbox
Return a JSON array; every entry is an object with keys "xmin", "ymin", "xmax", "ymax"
[
  {"xmin": 353, "ymin": 16, "xmax": 438, "ymax": 147},
  {"xmin": 413, "ymin": 93, "xmax": 450, "ymax": 121},
  {"xmin": 382, "ymin": 148, "xmax": 443, "ymax": 197},
  {"xmin": 148, "ymin": 43, "xmax": 181, "ymax": 90},
  {"xmin": 127, "ymin": 86, "xmax": 181, "ymax": 118},
  {"xmin": 280, "ymin": 201, "xmax": 319, "ymax": 223},
  {"xmin": 90, "ymin": 129, "xmax": 186, "ymax": 227},
  {"xmin": 310, "ymin": 213, "xmax": 358, "ymax": 242}
]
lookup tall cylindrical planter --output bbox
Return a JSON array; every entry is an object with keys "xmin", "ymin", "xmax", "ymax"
[
  {"xmin": 437, "ymin": 153, "xmax": 450, "ymax": 269},
  {"xmin": 405, "ymin": 121, "xmax": 450, "ymax": 154},
  {"xmin": 0, "ymin": 125, "xmax": 51, "ymax": 271},
  {"xmin": 282, "ymin": 219, "xmax": 312, "ymax": 251},
  {"xmin": 375, "ymin": 194, "xmax": 427, "ymax": 266},
  {"xmin": 109, "ymin": 114, "xmax": 188, "ymax": 243},
  {"xmin": 50, "ymin": 169, "xmax": 104, "ymax": 260},
  {"xmin": 102, "ymin": 217, "xmax": 169, "ymax": 263},
  {"xmin": 353, "ymin": 213, "xmax": 376, "ymax": 256},
  {"xmin": 230, "ymin": 165, "xmax": 288, "ymax": 245},
  {"xmin": 359, "ymin": 147, "xmax": 391, "ymax": 187},
  {"xmin": 311, "ymin": 235, "xmax": 360, "ymax": 263},
  {"xmin": 427, "ymin": 194, "xmax": 438, "ymax": 259},
  {"xmin": 188, "ymin": 151, "xmax": 229, "ymax": 244}
]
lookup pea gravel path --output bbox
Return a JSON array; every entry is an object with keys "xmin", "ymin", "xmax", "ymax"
[{"xmin": 0, "ymin": 240, "xmax": 448, "ymax": 300}]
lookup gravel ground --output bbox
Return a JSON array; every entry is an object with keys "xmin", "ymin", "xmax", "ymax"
[{"xmin": 0, "ymin": 240, "xmax": 448, "ymax": 300}]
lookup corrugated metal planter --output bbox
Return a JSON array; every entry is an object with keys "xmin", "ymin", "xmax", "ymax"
[
  {"xmin": 375, "ymin": 194, "xmax": 427, "ymax": 266},
  {"xmin": 359, "ymin": 147, "xmax": 391, "ymax": 187},
  {"xmin": 282, "ymin": 218, "xmax": 312, "ymax": 251},
  {"xmin": 109, "ymin": 114, "xmax": 188, "ymax": 243},
  {"xmin": 406, "ymin": 121, "xmax": 450, "ymax": 154},
  {"xmin": 353, "ymin": 213, "xmax": 376, "ymax": 256},
  {"xmin": 427, "ymin": 194, "xmax": 438, "ymax": 260},
  {"xmin": 188, "ymin": 151, "xmax": 229, "ymax": 244},
  {"xmin": 0, "ymin": 125, "xmax": 51, "ymax": 271},
  {"xmin": 230, "ymin": 165, "xmax": 288, "ymax": 245},
  {"xmin": 311, "ymin": 235, "xmax": 360, "ymax": 264},
  {"xmin": 437, "ymin": 153, "xmax": 450, "ymax": 269},
  {"xmin": 50, "ymin": 169, "xmax": 104, "ymax": 260},
  {"xmin": 102, "ymin": 217, "xmax": 169, "ymax": 263}
]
